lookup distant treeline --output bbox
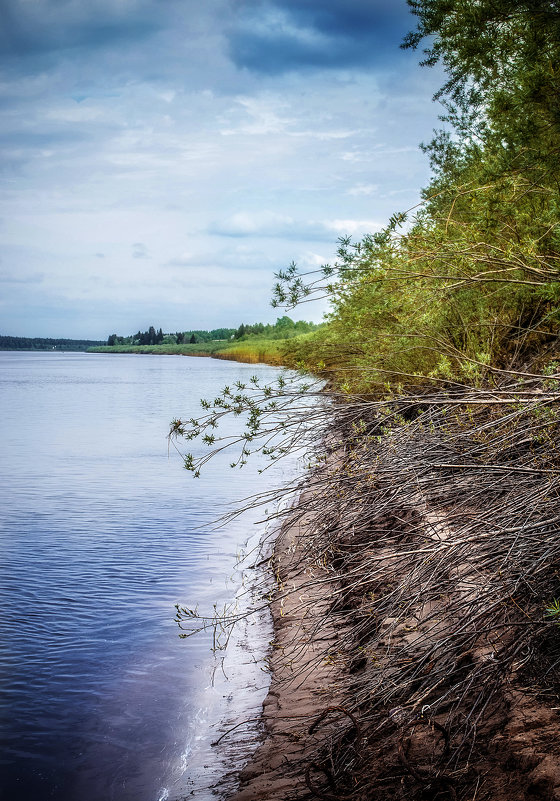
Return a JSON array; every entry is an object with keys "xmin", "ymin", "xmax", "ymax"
[
  {"xmin": 106, "ymin": 317, "xmax": 320, "ymax": 346},
  {"xmin": 0, "ymin": 336, "xmax": 105, "ymax": 351}
]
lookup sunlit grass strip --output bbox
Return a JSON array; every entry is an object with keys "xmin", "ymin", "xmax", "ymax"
[
  {"xmin": 88, "ymin": 338, "xmax": 294, "ymax": 366},
  {"xmin": 213, "ymin": 341, "xmax": 286, "ymax": 366}
]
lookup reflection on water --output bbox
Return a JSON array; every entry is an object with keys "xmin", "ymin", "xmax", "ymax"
[{"xmin": 0, "ymin": 352, "xmax": 297, "ymax": 801}]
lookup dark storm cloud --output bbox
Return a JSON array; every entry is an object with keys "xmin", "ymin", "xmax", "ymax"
[
  {"xmin": 228, "ymin": 0, "xmax": 414, "ymax": 74},
  {"xmin": 0, "ymin": 0, "xmax": 163, "ymax": 71}
]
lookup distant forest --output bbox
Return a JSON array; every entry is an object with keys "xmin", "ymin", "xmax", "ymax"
[
  {"xmin": 0, "ymin": 336, "xmax": 105, "ymax": 351},
  {"xmin": 106, "ymin": 317, "xmax": 320, "ymax": 346},
  {"xmin": 0, "ymin": 318, "xmax": 320, "ymax": 352}
]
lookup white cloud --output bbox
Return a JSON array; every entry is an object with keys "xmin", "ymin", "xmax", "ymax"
[
  {"xmin": 219, "ymin": 94, "xmax": 296, "ymax": 136},
  {"xmin": 347, "ymin": 183, "xmax": 378, "ymax": 196},
  {"xmin": 0, "ymin": 1, "xmax": 444, "ymax": 337},
  {"xmin": 325, "ymin": 219, "xmax": 384, "ymax": 235},
  {"xmin": 210, "ymin": 211, "xmax": 296, "ymax": 237},
  {"xmin": 209, "ymin": 211, "xmax": 384, "ymax": 241}
]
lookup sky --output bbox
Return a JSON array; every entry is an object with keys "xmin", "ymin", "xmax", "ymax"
[{"xmin": 0, "ymin": 0, "xmax": 445, "ymax": 339}]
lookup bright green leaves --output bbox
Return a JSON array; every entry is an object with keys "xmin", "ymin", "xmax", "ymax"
[
  {"xmin": 404, "ymin": 0, "xmax": 560, "ymax": 189},
  {"xmin": 545, "ymin": 598, "xmax": 560, "ymax": 626},
  {"xmin": 169, "ymin": 370, "xmax": 323, "ymax": 476}
]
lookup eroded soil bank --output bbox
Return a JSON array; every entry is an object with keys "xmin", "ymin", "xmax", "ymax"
[{"xmin": 226, "ymin": 397, "xmax": 560, "ymax": 801}]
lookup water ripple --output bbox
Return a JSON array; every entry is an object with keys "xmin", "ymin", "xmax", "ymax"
[{"xmin": 0, "ymin": 352, "xmax": 296, "ymax": 801}]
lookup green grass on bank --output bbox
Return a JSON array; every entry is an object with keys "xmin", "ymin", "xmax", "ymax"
[
  {"xmin": 88, "ymin": 338, "xmax": 292, "ymax": 366},
  {"xmin": 212, "ymin": 340, "xmax": 286, "ymax": 365},
  {"xmin": 89, "ymin": 341, "xmax": 226, "ymax": 356}
]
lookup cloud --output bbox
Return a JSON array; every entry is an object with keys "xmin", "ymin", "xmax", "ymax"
[
  {"xmin": 164, "ymin": 252, "xmax": 197, "ymax": 268},
  {"xmin": 325, "ymin": 219, "xmax": 384, "ymax": 236},
  {"xmin": 340, "ymin": 145, "xmax": 419, "ymax": 163},
  {"xmin": 209, "ymin": 211, "xmax": 334, "ymax": 240},
  {"xmin": 209, "ymin": 211, "xmax": 383, "ymax": 240},
  {"xmin": 132, "ymin": 242, "xmax": 149, "ymax": 259},
  {"xmin": 210, "ymin": 211, "xmax": 298, "ymax": 238},
  {"xmin": 0, "ymin": 269, "xmax": 44, "ymax": 285},
  {"xmin": 165, "ymin": 243, "xmax": 286, "ymax": 274},
  {"xmin": 0, "ymin": 129, "xmax": 89, "ymax": 150},
  {"xmin": 227, "ymin": 0, "xmax": 414, "ymax": 74},
  {"xmin": 0, "ymin": 0, "xmax": 162, "ymax": 70},
  {"xmin": 0, "ymin": 1, "xmax": 443, "ymax": 338},
  {"xmin": 347, "ymin": 183, "xmax": 379, "ymax": 196},
  {"xmin": 218, "ymin": 94, "xmax": 369, "ymax": 140}
]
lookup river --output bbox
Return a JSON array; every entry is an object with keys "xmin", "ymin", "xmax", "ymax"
[{"xmin": 0, "ymin": 351, "xmax": 297, "ymax": 801}]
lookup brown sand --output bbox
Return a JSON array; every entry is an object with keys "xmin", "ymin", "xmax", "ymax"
[
  {"xmin": 224, "ymin": 492, "xmax": 560, "ymax": 801},
  {"xmin": 229, "ymin": 493, "xmax": 348, "ymax": 801}
]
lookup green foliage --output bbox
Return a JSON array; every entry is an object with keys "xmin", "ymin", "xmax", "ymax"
[
  {"xmin": 131, "ymin": 326, "xmax": 164, "ymax": 346},
  {"xmin": 404, "ymin": 1, "xmax": 560, "ymax": 186},
  {"xmin": 101, "ymin": 318, "xmax": 320, "ymax": 353},
  {"xmin": 169, "ymin": 7, "xmax": 560, "ymax": 728},
  {"xmin": 178, "ymin": 327, "xmax": 236, "ymax": 343},
  {"xmin": 89, "ymin": 342, "xmax": 228, "ymax": 356},
  {"xmin": 168, "ymin": 370, "xmax": 323, "ymax": 477},
  {"xmin": 0, "ymin": 335, "xmax": 105, "ymax": 351},
  {"xmin": 90, "ymin": 334, "xmax": 309, "ymax": 367},
  {"xmin": 233, "ymin": 316, "xmax": 320, "ymax": 341},
  {"xmin": 545, "ymin": 598, "xmax": 560, "ymax": 626},
  {"xmin": 273, "ymin": 1, "xmax": 560, "ymax": 393}
]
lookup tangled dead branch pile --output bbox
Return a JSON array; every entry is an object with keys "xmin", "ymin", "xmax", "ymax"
[
  {"xmin": 173, "ymin": 369, "xmax": 560, "ymax": 799},
  {"xmin": 253, "ymin": 381, "xmax": 560, "ymax": 799}
]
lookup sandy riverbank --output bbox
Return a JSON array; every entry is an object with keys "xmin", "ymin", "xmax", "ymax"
[
  {"xmin": 220, "ymin": 414, "xmax": 560, "ymax": 801},
  {"xmin": 230, "ymin": 490, "xmax": 347, "ymax": 800}
]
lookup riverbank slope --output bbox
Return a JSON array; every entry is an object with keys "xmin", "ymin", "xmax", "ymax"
[{"xmin": 226, "ymin": 391, "xmax": 560, "ymax": 801}]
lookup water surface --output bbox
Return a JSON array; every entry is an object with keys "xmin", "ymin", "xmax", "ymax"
[{"xmin": 0, "ymin": 352, "xmax": 295, "ymax": 801}]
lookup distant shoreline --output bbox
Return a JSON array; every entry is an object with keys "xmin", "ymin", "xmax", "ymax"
[
  {"xmin": 0, "ymin": 335, "xmax": 105, "ymax": 351},
  {"xmin": 0, "ymin": 343, "xmax": 289, "ymax": 367},
  {"xmin": 87, "ymin": 342, "xmax": 288, "ymax": 366}
]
